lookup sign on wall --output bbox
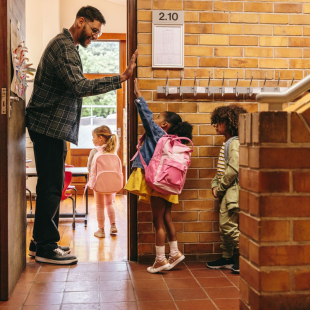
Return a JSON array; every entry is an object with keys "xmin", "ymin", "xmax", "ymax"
[{"xmin": 152, "ymin": 10, "xmax": 184, "ymax": 68}]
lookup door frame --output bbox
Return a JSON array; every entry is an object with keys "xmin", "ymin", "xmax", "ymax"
[
  {"xmin": 127, "ymin": 0, "xmax": 138, "ymax": 262},
  {"xmin": 0, "ymin": 0, "xmax": 26, "ymax": 300},
  {"xmin": 0, "ymin": 0, "xmax": 9, "ymax": 299}
]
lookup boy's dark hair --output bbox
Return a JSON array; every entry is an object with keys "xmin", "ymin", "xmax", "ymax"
[
  {"xmin": 76, "ymin": 6, "xmax": 106, "ymax": 25},
  {"xmin": 164, "ymin": 111, "xmax": 193, "ymax": 144},
  {"xmin": 211, "ymin": 105, "xmax": 247, "ymax": 136}
]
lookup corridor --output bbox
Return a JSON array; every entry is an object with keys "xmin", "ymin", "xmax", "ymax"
[{"xmin": 0, "ymin": 196, "xmax": 240, "ymax": 310}]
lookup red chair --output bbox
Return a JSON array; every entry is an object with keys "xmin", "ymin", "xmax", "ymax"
[
  {"xmin": 62, "ymin": 171, "xmax": 76, "ymax": 229},
  {"xmin": 65, "ymin": 164, "xmax": 78, "ymax": 205}
]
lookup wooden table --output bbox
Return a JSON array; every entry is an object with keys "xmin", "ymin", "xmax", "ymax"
[{"xmin": 26, "ymin": 167, "xmax": 89, "ymax": 226}]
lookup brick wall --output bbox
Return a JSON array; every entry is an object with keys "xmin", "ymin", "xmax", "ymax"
[
  {"xmin": 136, "ymin": 0, "xmax": 310, "ymax": 262},
  {"xmin": 239, "ymin": 110, "xmax": 310, "ymax": 309}
]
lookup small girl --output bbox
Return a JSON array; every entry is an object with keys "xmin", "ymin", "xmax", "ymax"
[
  {"xmin": 87, "ymin": 125, "xmax": 119, "ymax": 238},
  {"xmin": 125, "ymin": 79, "xmax": 193, "ymax": 274},
  {"xmin": 207, "ymin": 105, "xmax": 247, "ymax": 274}
]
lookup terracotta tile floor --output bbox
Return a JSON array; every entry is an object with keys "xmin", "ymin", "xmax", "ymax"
[
  {"xmin": 0, "ymin": 262, "xmax": 240, "ymax": 310},
  {"xmin": 26, "ymin": 195, "xmax": 128, "ymax": 262},
  {"xmin": 0, "ymin": 196, "xmax": 240, "ymax": 309}
]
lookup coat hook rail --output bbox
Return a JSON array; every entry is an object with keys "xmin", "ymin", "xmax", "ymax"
[{"xmin": 156, "ymin": 69, "xmax": 307, "ymax": 97}]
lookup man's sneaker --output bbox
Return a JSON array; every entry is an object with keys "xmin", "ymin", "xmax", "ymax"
[
  {"xmin": 164, "ymin": 252, "xmax": 185, "ymax": 270},
  {"xmin": 110, "ymin": 224, "xmax": 118, "ymax": 234},
  {"xmin": 28, "ymin": 239, "xmax": 70, "ymax": 257},
  {"xmin": 35, "ymin": 248, "xmax": 78, "ymax": 265},
  {"xmin": 231, "ymin": 259, "xmax": 239, "ymax": 274},
  {"xmin": 94, "ymin": 228, "xmax": 105, "ymax": 238},
  {"xmin": 147, "ymin": 259, "xmax": 170, "ymax": 274},
  {"xmin": 206, "ymin": 257, "xmax": 235, "ymax": 270}
]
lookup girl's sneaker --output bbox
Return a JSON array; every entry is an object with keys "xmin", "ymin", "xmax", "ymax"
[
  {"xmin": 147, "ymin": 259, "xmax": 170, "ymax": 274},
  {"xmin": 110, "ymin": 224, "xmax": 118, "ymax": 234},
  {"xmin": 164, "ymin": 252, "xmax": 185, "ymax": 270},
  {"xmin": 94, "ymin": 228, "xmax": 105, "ymax": 238}
]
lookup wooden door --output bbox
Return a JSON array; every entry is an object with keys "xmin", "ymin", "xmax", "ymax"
[{"xmin": 0, "ymin": 0, "xmax": 26, "ymax": 300}]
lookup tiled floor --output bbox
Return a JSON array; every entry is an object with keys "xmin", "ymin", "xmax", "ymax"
[
  {"xmin": 26, "ymin": 195, "xmax": 128, "ymax": 262},
  {"xmin": 0, "ymin": 261, "xmax": 240, "ymax": 310},
  {"xmin": 0, "ymin": 195, "xmax": 240, "ymax": 309}
]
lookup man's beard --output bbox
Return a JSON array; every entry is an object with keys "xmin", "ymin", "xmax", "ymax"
[{"xmin": 78, "ymin": 26, "xmax": 92, "ymax": 48}]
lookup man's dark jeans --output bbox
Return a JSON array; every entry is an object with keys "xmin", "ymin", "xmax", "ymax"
[{"xmin": 28, "ymin": 130, "xmax": 67, "ymax": 250}]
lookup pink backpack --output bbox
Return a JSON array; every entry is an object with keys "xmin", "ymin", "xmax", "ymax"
[
  {"xmin": 87, "ymin": 151, "xmax": 123, "ymax": 193},
  {"xmin": 133, "ymin": 134, "xmax": 193, "ymax": 195}
]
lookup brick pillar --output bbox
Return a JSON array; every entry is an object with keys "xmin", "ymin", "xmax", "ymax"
[{"xmin": 239, "ymin": 111, "xmax": 310, "ymax": 310}]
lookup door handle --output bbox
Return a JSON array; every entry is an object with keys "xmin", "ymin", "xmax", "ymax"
[
  {"xmin": 10, "ymin": 96, "xmax": 19, "ymax": 102},
  {"xmin": 9, "ymin": 96, "xmax": 20, "ymax": 118}
]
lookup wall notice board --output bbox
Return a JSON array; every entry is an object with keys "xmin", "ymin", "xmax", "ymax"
[{"xmin": 152, "ymin": 10, "xmax": 184, "ymax": 68}]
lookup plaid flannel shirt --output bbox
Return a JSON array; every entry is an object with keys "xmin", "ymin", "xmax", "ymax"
[{"xmin": 26, "ymin": 28, "xmax": 122, "ymax": 145}]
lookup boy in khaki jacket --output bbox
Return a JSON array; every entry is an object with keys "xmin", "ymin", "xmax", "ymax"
[{"xmin": 207, "ymin": 105, "xmax": 247, "ymax": 274}]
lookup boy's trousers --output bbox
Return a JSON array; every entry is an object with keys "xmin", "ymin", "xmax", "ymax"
[{"xmin": 219, "ymin": 195, "xmax": 240, "ymax": 258}]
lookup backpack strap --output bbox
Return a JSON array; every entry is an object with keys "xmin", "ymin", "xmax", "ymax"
[
  {"xmin": 224, "ymin": 136, "xmax": 238, "ymax": 164},
  {"xmin": 130, "ymin": 133, "xmax": 146, "ymax": 162},
  {"xmin": 130, "ymin": 133, "xmax": 148, "ymax": 169},
  {"xmin": 224, "ymin": 136, "xmax": 239, "ymax": 183},
  {"xmin": 170, "ymin": 136, "xmax": 194, "ymax": 151}
]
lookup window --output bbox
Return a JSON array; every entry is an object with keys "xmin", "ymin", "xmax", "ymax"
[
  {"xmin": 71, "ymin": 41, "xmax": 120, "ymax": 149},
  {"xmin": 79, "ymin": 41, "xmax": 120, "ymax": 74}
]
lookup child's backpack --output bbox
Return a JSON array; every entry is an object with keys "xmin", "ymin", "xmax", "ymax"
[
  {"xmin": 224, "ymin": 136, "xmax": 239, "ymax": 183},
  {"xmin": 132, "ymin": 134, "xmax": 193, "ymax": 195},
  {"xmin": 87, "ymin": 151, "xmax": 123, "ymax": 193}
]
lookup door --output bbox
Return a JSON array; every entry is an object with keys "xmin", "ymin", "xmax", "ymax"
[{"xmin": 0, "ymin": 0, "xmax": 26, "ymax": 300}]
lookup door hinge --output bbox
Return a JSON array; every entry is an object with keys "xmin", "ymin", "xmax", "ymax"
[{"xmin": 1, "ymin": 88, "xmax": 7, "ymax": 114}]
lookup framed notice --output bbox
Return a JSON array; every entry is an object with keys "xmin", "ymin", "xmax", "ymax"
[{"xmin": 152, "ymin": 10, "xmax": 184, "ymax": 68}]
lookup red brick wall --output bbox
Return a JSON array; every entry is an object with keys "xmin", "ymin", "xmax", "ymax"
[
  {"xmin": 136, "ymin": 0, "xmax": 310, "ymax": 262},
  {"xmin": 239, "ymin": 110, "xmax": 310, "ymax": 309}
]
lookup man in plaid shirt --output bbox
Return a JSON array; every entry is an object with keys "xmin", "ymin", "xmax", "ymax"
[{"xmin": 26, "ymin": 6, "xmax": 137, "ymax": 265}]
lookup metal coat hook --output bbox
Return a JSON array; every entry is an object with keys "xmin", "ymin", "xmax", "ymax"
[
  {"xmin": 291, "ymin": 71, "xmax": 295, "ymax": 86},
  {"xmin": 276, "ymin": 71, "xmax": 280, "ymax": 91},
  {"xmin": 178, "ymin": 70, "xmax": 183, "ymax": 96},
  {"xmin": 221, "ymin": 71, "xmax": 225, "ymax": 96},
  {"xmin": 192, "ymin": 71, "xmax": 197, "ymax": 96},
  {"xmin": 206, "ymin": 71, "xmax": 211, "ymax": 96},
  {"xmin": 248, "ymin": 71, "xmax": 253, "ymax": 96},
  {"xmin": 164, "ymin": 70, "xmax": 169, "ymax": 96},
  {"xmin": 234, "ymin": 72, "xmax": 239, "ymax": 96},
  {"xmin": 262, "ymin": 72, "xmax": 267, "ymax": 92}
]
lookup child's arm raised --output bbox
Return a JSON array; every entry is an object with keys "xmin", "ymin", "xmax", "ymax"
[{"xmin": 134, "ymin": 79, "xmax": 164, "ymax": 139}]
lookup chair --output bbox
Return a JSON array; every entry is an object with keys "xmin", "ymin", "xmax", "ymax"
[
  {"xmin": 62, "ymin": 171, "xmax": 76, "ymax": 229},
  {"xmin": 26, "ymin": 187, "xmax": 33, "ymax": 213},
  {"xmin": 26, "ymin": 165, "xmax": 33, "ymax": 229},
  {"xmin": 65, "ymin": 164, "xmax": 78, "ymax": 205}
]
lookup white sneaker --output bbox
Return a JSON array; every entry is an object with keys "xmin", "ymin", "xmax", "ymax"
[
  {"xmin": 110, "ymin": 224, "xmax": 118, "ymax": 234},
  {"xmin": 164, "ymin": 252, "xmax": 185, "ymax": 270},
  {"xmin": 94, "ymin": 228, "xmax": 105, "ymax": 238},
  {"xmin": 147, "ymin": 258, "xmax": 170, "ymax": 274}
]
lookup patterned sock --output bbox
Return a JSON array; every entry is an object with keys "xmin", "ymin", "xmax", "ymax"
[
  {"xmin": 155, "ymin": 246, "xmax": 166, "ymax": 262},
  {"xmin": 169, "ymin": 241, "xmax": 179, "ymax": 257}
]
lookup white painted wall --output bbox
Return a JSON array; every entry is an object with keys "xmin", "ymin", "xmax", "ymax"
[
  {"xmin": 59, "ymin": 0, "xmax": 126, "ymax": 34},
  {"xmin": 25, "ymin": 0, "xmax": 61, "ymax": 193}
]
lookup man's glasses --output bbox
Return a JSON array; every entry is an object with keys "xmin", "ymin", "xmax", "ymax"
[{"xmin": 84, "ymin": 19, "xmax": 102, "ymax": 38}]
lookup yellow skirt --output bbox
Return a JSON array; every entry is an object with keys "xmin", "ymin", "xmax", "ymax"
[{"xmin": 124, "ymin": 168, "xmax": 179, "ymax": 204}]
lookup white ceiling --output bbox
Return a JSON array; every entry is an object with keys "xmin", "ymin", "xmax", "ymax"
[{"xmin": 107, "ymin": 0, "xmax": 126, "ymax": 5}]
